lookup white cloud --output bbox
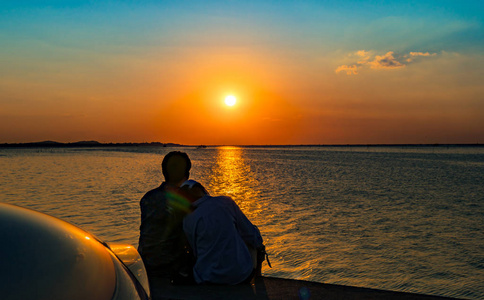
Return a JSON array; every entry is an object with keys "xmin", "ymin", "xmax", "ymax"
[
  {"xmin": 355, "ymin": 50, "xmax": 371, "ymax": 64},
  {"xmin": 369, "ymin": 51, "xmax": 405, "ymax": 69},
  {"xmin": 409, "ymin": 51, "xmax": 435, "ymax": 57},
  {"xmin": 336, "ymin": 50, "xmax": 437, "ymax": 75},
  {"xmin": 405, "ymin": 51, "xmax": 437, "ymax": 62},
  {"xmin": 335, "ymin": 64, "xmax": 358, "ymax": 75}
]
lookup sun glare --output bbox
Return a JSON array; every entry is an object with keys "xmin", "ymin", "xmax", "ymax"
[{"xmin": 225, "ymin": 95, "xmax": 236, "ymax": 106}]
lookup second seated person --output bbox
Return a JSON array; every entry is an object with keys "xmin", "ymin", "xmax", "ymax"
[{"xmin": 179, "ymin": 180, "xmax": 265, "ymax": 285}]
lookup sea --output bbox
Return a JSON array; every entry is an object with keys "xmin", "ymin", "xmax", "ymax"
[{"xmin": 1, "ymin": 145, "xmax": 483, "ymax": 299}]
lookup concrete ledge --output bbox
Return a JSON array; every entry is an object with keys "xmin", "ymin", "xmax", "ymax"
[{"xmin": 149, "ymin": 276, "xmax": 460, "ymax": 300}]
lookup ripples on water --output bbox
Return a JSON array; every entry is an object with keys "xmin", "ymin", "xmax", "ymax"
[{"xmin": 1, "ymin": 146, "xmax": 483, "ymax": 299}]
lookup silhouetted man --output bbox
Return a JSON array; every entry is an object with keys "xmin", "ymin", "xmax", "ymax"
[{"xmin": 138, "ymin": 151, "xmax": 192, "ymax": 278}]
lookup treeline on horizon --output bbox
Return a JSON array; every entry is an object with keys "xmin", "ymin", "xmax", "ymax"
[
  {"xmin": 0, "ymin": 141, "xmax": 183, "ymax": 148},
  {"xmin": 0, "ymin": 140, "xmax": 481, "ymax": 148}
]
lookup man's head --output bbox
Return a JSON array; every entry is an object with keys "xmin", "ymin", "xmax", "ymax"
[
  {"xmin": 179, "ymin": 180, "xmax": 209, "ymax": 202},
  {"xmin": 161, "ymin": 151, "xmax": 191, "ymax": 186}
]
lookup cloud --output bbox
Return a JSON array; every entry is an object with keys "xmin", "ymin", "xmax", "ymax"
[
  {"xmin": 406, "ymin": 51, "xmax": 437, "ymax": 62},
  {"xmin": 335, "ymin": 64, "xmax": 358, "ymax": 75},
  {"xmin": 355, "ymin": 50, "xmax": 371, "ymax": 64},
  {"xmin": 336, "ymin": 50, "xmax": 437, "ymax": 75},
  {"xmin": 409, "ymin": 51, "xmax": 435, "ymax": 57},
  {"xmin": 369, "ymin": 51, "xmax": 405, "ymax": 69},
  {"xmin": 356, "ymin": 50, "xmax": 370, "ymax": 57}
]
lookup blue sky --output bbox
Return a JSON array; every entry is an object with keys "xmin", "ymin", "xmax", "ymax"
[{"xmin": 2, "ymin": 0, "xmax": 482, "ymax": 50}]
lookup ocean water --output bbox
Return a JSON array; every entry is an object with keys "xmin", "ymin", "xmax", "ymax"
[{"xmin": 1, "ymin": 146, "xmax": 483, "ymax": 299}]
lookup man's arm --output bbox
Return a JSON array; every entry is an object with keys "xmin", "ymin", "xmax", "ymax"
[
  {"xmin": 229, "ymin": 198, "xmax": 270, "ymax": 275},
  {"xmin": 230, "ymin": 198, "xmax": 263, "ymax": 249}
]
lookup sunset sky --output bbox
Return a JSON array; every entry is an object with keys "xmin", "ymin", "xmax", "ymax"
[{"xmin": 1, "ymin": 1, "xmax": 483, "ymax": 145}]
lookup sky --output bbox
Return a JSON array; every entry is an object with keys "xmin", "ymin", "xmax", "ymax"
[{"xmin": 1, "ymin": 0, "xmax": 483, "ymax": 145}]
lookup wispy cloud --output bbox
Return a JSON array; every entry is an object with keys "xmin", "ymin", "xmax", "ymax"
[
  {"xmin": 335, "ymin": 64, "xmax": 358, "ymax": 75},
  {"xmin": 369, "ymin": 51, "xmax": 405, "ymax": 69},
  {"xmin": 356, "ymin": 50, "xmax": 371, "ymax": 64},
  {"xmin": 336, "ymin": 50, "xmax": 438, "ymax": 75},
  {"xmin": 406, "ymin": 51, "xmax": 437, "ymax": 62}
]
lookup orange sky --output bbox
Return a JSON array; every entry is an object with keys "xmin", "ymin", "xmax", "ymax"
[{"xmin": 1, "ymin": 1, "xmax": 483, "ymax": 145}]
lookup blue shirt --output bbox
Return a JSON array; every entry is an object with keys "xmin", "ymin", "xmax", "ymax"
[{"xmin": 183, "ymin": 195, "xmax": 263, "ymax": 284}]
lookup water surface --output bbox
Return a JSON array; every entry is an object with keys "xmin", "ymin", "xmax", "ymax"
[{"xmin": 1, "ymin": 146, "xmax": 483, "ymax": 299}]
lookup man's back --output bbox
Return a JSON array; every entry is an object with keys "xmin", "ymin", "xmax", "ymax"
[
  {"xmin": 183, "ymin": 195, "xmax": 263, "ymax": 284},
  {"xmin": 138, "ymin": 183, "xmax": 187, "ymax": 277}
]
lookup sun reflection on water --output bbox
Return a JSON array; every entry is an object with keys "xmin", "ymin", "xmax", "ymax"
[{"xmin": 205, "ymin": 146, "xmax": 262, "ymax": 220}]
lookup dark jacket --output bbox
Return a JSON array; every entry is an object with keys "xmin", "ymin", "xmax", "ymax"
[{"xmin": 138, "ymin": 183, "xmax": 188, "ymax": 277}]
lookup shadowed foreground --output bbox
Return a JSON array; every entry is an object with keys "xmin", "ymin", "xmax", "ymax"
[{"xmin": 150, "ymin": 276, "xmax": 459, "ymax": 300}]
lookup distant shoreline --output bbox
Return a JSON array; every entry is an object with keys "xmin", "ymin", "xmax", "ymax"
[
  {"xmin": 0, "ymin": 141, "xmax": 481, "ymax": 148},
  {"xmin": 0, "ymin": 141, "xmax": 182, "ymax": 148}
]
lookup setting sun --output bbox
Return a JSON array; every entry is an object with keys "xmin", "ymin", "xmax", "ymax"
[{"xmin": 224, "ymin": 95, "xmax": 237, "ymax": 106}]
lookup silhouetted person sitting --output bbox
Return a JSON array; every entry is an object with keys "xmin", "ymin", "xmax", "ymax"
[
  {"xmin": 138, "ymin": 151, "xmax": 192, "ymax": 278},
  {"xmin": 179, "ymin": 180, "xmax": 266, "ymax": 285}
]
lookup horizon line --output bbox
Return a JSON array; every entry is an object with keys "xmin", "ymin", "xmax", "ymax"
[{"xmin": 0, "ymin": 140, "xmax": 482, "ymax": 148}]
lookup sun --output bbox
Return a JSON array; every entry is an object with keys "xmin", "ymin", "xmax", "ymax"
[{"xmin": 224, "ymin": 95, "xmax": 236, "ymax": 107}]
